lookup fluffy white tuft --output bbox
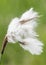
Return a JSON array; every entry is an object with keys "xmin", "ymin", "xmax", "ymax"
[{"xmin": 6, "ymin": 8, "xmax": 43, "ymax": 55}]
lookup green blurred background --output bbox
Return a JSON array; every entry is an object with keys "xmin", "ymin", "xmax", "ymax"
[{"xmin": 0, "ymin": 0, "xmax": 46, "ymax": 65}]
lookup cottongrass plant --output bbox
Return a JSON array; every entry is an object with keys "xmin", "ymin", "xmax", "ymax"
[{"xmin": 1, "ymin": 8, "xmax": 43, "ymax": 58}]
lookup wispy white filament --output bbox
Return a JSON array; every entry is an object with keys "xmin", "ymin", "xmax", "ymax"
[{"xmin": 6, "ymin": 8, "xmax": 43, "ymax": 55}]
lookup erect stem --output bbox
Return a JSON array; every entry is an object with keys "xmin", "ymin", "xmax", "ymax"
[{"xmin": 1, "ymin": 36, "xmax": 8, "ymax": 55}]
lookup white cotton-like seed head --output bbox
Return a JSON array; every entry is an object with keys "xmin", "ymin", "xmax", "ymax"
[{"xmin": 6, "ymin": 8, "xmax": 43, "ymax": 55}]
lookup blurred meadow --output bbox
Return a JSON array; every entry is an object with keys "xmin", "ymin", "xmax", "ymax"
[{"xmin": 0, "ymin": 0, "xmax": 46, "ymax": 65}]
